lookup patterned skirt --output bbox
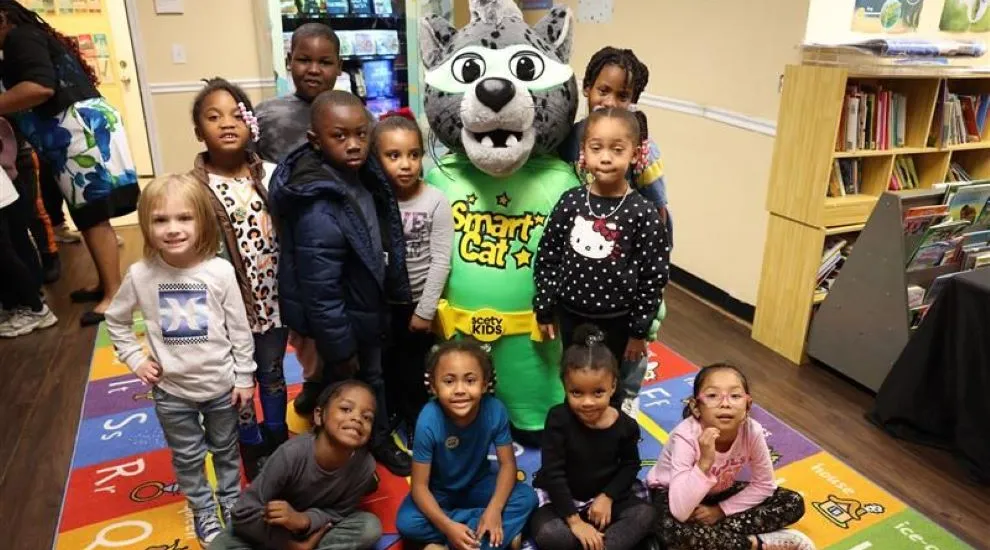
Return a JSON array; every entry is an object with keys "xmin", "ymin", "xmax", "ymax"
[{"xmin": 15, "ymin": 97, "xmax": 139, "ymax": 230}]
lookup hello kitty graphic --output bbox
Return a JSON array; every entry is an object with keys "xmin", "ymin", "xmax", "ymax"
[{"xmin": 570, "ymin": 215, "xmax": 622, "ymax": 260}]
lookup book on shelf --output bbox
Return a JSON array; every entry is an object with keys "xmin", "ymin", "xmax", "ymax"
[
  {"xmin": 946, "ymin": 162, "xmax": 973, "ymax": 183},
  {"xmin": 902, "ymin": 204, "xmax": 949, "ymax": 235},
  {"xmin": 906, "ymin": 219, "xmax": 971, "ymax": 270},
  {"xmin": 946, "ymin": 182, "xmax": 990, "ymax": 223},
  {"xmin": 889, "ymin": 156, "xmax": 920, "ymax": 190},
  {"xmin": 929, "ymin": 82, "xmax": 990, "ymax": 147},
  {"xmin": 909, "ymin": 303, "xmax": 930, "ymax": 329},
  {"xmin": 836, "ymin": 84, "xmax": 906, "ymax": 152},
  {"xmin": 827, "ymin": 159, "xmax": 862, "ymax": 197}
]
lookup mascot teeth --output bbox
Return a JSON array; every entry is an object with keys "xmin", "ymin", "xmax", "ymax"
[{"xmin": 474, "ymin": 130, "xmax": 524, "ymax": 148}]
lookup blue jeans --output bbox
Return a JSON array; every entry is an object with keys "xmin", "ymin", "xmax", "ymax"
[
  {"xmin": 396, "ymin": 474, "xmax": 538, "ymax": 549},
  {"xmin": 153, "ymin": 387, "xmax": 241, "ymax": 512},
  {"xmin": 238, "ymin": 327, "xmax": 289, "ymax": 444}
]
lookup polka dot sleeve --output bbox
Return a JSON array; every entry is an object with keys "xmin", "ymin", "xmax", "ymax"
[
  {"xmin": 630, "ymin": 205, "xmax": 670, "ymax": 338},
  {"xmin": 533, "ymin": 190, "xmax": 575, "ymax": 325}
]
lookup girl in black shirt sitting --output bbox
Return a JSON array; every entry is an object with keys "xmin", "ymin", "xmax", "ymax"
[{"xmin": 530, "ymin": 324, "xmax": 656, "ymax": 550}]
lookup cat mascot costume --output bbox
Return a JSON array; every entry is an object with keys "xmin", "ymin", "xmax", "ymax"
[{"xmin": 420, "ymin": 0, "xmax": 579, "ymax": 442}]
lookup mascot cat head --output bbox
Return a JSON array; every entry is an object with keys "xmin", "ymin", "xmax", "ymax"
[{"xmin": 420, "ymin": 0, "xmax": 578, "ymax": 177}]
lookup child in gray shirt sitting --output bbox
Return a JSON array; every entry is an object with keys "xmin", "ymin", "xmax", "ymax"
[{"xmin": 210, "ymin": 381, "xmax": 383, "ymax": 550}]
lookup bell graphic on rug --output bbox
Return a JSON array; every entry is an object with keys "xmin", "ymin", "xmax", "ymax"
[{"xmin": 812, "ymin": 494, "xmax": 885, "ymax": 529}]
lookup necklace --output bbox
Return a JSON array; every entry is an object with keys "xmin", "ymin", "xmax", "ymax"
[{"xmin": 585, "ymin": 184, "xmax": 631, "ymax": 220}]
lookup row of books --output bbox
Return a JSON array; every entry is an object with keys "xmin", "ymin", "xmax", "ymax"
[
  {"xmin": 836, "ymin": 85, "xmax": 907, "ymax": 152},
  {"xmin": 27, "ymin": 0, "xmax": 101, "ymax": 14},
  {"xmin": 282, "ymin": 0, "xmax": 393, "ymax": 16},
  {"xmin": 904, "ymin": 181, "xmax": 990, "ymax": 271},
  {"xmin": 928, "ymin": 84, "xmax": 990, "ymax": 147},
  {"xmin": 827, "ymin": 159, "xmax": 862, "ymax": 197},
  {"xmin": 816, "ymin": 236, "xmax": 852, "ymax": 303},
  {"xmin": 888, "ymin": 156, "xmax": 920, "ymax": 191}
]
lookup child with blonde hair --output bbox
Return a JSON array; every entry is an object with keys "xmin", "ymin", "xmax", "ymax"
[{"xmin": 105, "ymin": 174, "xmax": 257, "ymax": 546}]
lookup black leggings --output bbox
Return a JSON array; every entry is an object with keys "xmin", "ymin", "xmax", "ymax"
[
  {"xmin": 530, "ymin": 496, "xmax": 656, "ymax": 550},
  {"xmin": 0, "ymin": 202, "xmax": 42, "ymax": 311},
  {"xmin": 382, "ymin": 302, "xmax": 434, "ymax": 429},
  {"xmin": 652, "ymin": 483, "xmax": 806, "ymax": 550}
]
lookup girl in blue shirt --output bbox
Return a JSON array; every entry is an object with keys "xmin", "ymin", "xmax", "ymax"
[{"xmin": 396, "ymin": 340, "xmax": 538, "ymax": 550}]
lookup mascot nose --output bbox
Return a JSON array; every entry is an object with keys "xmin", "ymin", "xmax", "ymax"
[{"xmin": 476, "ymin": 77, "xmax": 515, "ymax": 113}]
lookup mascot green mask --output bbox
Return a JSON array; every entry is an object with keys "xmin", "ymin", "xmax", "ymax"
[{"xmin": 420, "ymin": 0, "xmax": 581, "ymax": 437}]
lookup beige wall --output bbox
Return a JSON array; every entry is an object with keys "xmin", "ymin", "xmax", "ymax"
[
  {"xmin": 554, "ymin": 0, "xmax": 808, "ymax": 305},
  {"xmin": 132, "ymin": 0, "xmax": 275, "ymax": 174}
]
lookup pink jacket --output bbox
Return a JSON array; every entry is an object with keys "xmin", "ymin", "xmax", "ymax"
[{"xmin": 646, "ymin": 416, "xmax": 775, "ymax": 522}]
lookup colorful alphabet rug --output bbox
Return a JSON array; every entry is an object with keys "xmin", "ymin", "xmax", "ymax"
[{"xmin": 54, "ymin": 322, "xmax": 972, "ymax": 549}]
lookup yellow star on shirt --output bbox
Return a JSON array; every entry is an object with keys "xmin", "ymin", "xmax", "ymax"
[
  {"xmin": 496, "ymin": 192, "xmax": 511, "ymax": 207},
  {"xmin": 512, "ymin": 247, "xmax": 533, "ymax": 268},
  {"xmin": 534, "ymin": 214, "xmax": 547, "ymax": 226},
  {"xmin": 466, "ymin": 193, "xmax": 478, "ymax": 205}
]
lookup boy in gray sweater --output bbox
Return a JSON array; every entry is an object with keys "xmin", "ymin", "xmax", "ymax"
[{"xmin": 210, "ymin": 381, "xmax": 383, "ymax": 550}]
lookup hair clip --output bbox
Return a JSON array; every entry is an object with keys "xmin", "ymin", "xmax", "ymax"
[
  {"xmin": 237, "ymin": 101, "xmax": 260, "ymax": 143},
  {"xmin": 585, "ymin": 332, "xmax": 604, "ymax": 347}
]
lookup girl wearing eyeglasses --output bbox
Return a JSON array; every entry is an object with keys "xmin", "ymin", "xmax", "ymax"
[{"xmin": 645, "ymin": 364, "xmax": 815, "ymax": 550}]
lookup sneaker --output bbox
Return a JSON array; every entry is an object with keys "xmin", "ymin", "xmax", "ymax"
[
  {"xmin": 621, "ymin": 396, "xmax": 640, "ymax": 419},
  {"xmin": 192, "ymin": 508, "xmax": 223, "ymax": 546},
  {"xmin": 373, "ymin": 438, "xmax": 412, "ymax": 477},
  {"xmin": 219, "ymin": 499, "xmax": 235, "ymax": 528},
  {"xmin": 54, "ymin": 223, "xmax": 81, "ymax": 244},
  {"xmin": 759, "ymin": 528, "xmax": 816, "ymax": 550},
  {"xmin": 0, "ymin": 306, "xmax": 58, "ymax": 338}
]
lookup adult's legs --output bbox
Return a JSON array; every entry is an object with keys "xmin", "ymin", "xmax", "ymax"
[{"xmin": 80, "ymin": 220, "xmax": 123, "ymax": 316}]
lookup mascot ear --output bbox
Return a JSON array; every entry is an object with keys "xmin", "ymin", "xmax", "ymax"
[
  {"xmin": 534, "ymin": 6, "xmax": 574, "ymax": 63},
  {"xmin": 420, "ymin": 14, "xmax": 457, "ymax": 70}
]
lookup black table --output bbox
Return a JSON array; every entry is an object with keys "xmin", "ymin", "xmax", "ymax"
[{"xmin": 870, "ymin": 268, "xmax": 990, "ymax": 484}]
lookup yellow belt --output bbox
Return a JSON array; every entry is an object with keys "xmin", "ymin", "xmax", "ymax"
[{"xmin": 435, "ymin": 300, "xmax": 543, "ymax": 343}]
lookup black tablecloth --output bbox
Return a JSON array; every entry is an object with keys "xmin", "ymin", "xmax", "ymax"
[{"xmin": 870, "ymin": 268, "xmax": 990, "ymax": 484}]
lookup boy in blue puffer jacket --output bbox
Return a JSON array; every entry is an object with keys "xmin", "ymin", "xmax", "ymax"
[{"xmin": 268, "ymin": 90, "xmax": 413, "ymax": 477}]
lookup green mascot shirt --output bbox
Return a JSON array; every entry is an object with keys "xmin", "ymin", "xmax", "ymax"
[{"xmin": 427, "ymin": 152, "xmax": 580, "ymax": 431}]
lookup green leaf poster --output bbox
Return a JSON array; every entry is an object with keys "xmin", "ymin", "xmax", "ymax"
[
  {"xmin": 939, "ymin": 0, "xmax": 990, "ymax": 32},
  {"xmin": 852, "ymin": 0, "xmax": 926, "ymax": 33}
]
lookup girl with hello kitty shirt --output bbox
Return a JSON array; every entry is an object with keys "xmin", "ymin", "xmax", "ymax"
[{"xmin": 533, "ymin": 107, "xmax": 669, "ymax": 412}]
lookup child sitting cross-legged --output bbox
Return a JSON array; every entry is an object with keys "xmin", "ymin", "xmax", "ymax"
[
  {"xmin": 647, "ymin": 364, "xmax": 814, "ymax": 550},
  {"xmin": 396, "ymin": 340, "xmax": 538, "ymax": 550},
  {"xmin": 210, "ymin": 381, "xmax": 383, "ymax": 550}
]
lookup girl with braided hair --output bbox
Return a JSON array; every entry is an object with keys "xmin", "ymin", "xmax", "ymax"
[
  {"xmin": 187, "ymin": 77, "xmax": 288, "ymax": 481},
  {"xmin": 558, "ymin": 46, "xmax": 673, "ymax": 245},
  {"xmin": 0, "ymin": 0, "xmax": 139, "ymax": 327}
]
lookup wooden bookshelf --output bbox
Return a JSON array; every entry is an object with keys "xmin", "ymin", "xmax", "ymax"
[{"xmin": 752, "ymin": 64, "xmax": 990, "ymax": 363}]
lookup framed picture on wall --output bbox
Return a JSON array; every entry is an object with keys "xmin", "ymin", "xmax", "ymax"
[{"xmin": 940, "ymin": 0, "xmax": 990, "ymax": 32}]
